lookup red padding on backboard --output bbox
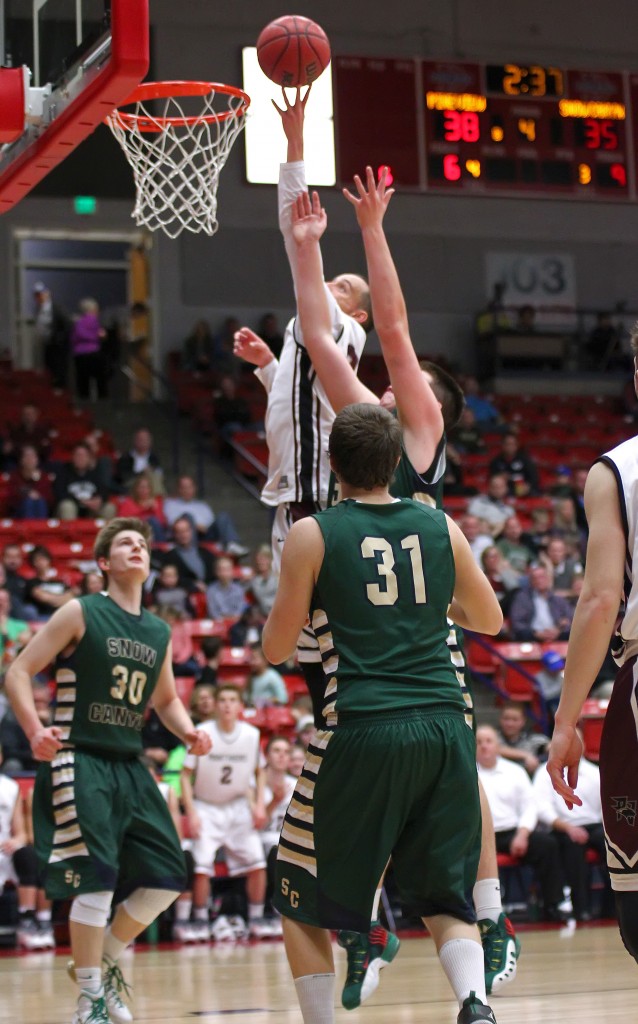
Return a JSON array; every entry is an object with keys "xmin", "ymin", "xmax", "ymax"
[
  {"xmin": 0, "ymin": 0, "xmax": 149, "ymax": 211},
  {"xmin": 0, "ymin": 67, "xmax": 25, "ymax": 144}
]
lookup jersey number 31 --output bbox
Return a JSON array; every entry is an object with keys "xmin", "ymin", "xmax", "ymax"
[{"xmin": 361, "ymin": 534, "xmax": 427, "ymax": 607}]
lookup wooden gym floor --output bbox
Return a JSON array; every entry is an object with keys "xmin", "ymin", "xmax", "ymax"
[{"xmin": 1, "ymin": 923, "xmax": 636, "ymax": 1023}]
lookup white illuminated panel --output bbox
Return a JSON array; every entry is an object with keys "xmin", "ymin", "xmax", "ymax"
[{"xmin": 242, "ymin": 47, "xmax": 335, "ymax": 186}]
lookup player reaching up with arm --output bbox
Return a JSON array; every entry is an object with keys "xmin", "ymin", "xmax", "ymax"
[{"xmin": 5, "ymin": 517, "xmax": 210, "ymax": 1024}]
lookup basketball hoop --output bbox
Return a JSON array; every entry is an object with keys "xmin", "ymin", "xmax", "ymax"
[{"xmin": 105, "ymin": 81, "xmax": 250, "ymax": 238}]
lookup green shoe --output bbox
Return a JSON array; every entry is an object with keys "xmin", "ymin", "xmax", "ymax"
[
  {"xmin": 102, "ymin": 955, "xmax": 133, "ymax": 1024},
  {"xmin": 457, "ymin": 991, "xmax": 497, "ymax": 1024},
  {"xmin": 479, "ymin": 913, "xmax": 521, "ymax": 994},
  {"xmin": 337, "ymin": 922, "xmax": 400, "ymax": 1010},
  {"xmin": 71, "ymin": 990, "xmax": 110, "ymax": 1024}
]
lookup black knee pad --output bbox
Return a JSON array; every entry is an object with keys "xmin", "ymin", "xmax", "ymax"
[
  {"xmin": 12, "ymin": 845, "xmax": 39, "ymax": 887},
  {"xmin": 615, "ymin": 891, "xmax": 638, "ymax": 961}
]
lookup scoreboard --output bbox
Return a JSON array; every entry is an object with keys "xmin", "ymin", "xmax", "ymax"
[{"xmin": 333, "ymin": 56, "xmax": 637, "ymax": 200}]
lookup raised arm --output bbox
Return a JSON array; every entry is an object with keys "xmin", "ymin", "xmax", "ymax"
[
  {"xmin": 344, "ymin": 167, "xmax": 443, "ymax": 472},
  {"xmin": 273, "ymin": 87, "xmax": 316, "ymax": 290},
  {"xmin": 291, "ymin": 191, "xmax": 377, "ymax": 410},
  {"xmin": 547, "ymin": 460, "xmax": 625, "ymax": 807}
]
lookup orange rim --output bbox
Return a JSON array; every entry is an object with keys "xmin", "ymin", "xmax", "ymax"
[{"xmin": 110, "ymin": 80, "xmax": 251, "ymax": 131}]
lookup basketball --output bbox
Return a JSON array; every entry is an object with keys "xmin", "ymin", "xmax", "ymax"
[{"xmin": 256, "ymin": 15, "xmax": 331, "ymax": 88}]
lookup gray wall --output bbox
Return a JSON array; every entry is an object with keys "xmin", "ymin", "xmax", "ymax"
[{"xmin": 3, "ymin": 0, "xmax": 638, "ymax": 371}]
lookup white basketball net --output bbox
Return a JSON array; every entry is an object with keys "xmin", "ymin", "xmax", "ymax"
[{"xmin": 106, "ymin": 87, "xmax": 248, "ymax": 238}]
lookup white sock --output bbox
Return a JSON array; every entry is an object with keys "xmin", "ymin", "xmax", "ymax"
[
  {"xmin": 194, "ymin": 906, "xmax": 209, "ymax": 921},
  {"xmin": 175, "ymin": 899, "xmax": 192, "ymax": 922},
  {"xmin": 438, "ymin": 938, "xmax": 487, "ymax": 1006},
  {"xmin": 473, "ymin": 878, "xmax": 503, "ymax": 924},
  {"xmin": 102, "ymin": 931, "xmax": 128, "ymax": 963},
  {"xmin": 36, "ymin": 909, "xmax": 52, "ymax": 924},
  {"xmin": 248, "ymin": 902, "xmax": 265, "ymax": 921},
  {"xmin": 75, "ymin": 967, "xmax": 103, "ymax": 997},
  {"xmin": 294, "ymin": 974, "xmax": 335, "ymax": 1024}
]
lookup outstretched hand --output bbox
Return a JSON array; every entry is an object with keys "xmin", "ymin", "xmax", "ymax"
[
  {"xmin": 272, "ymin": 85, "xmax": 312, "ymax": 147},
  {"xmin": 546, "ymin": 723, "xmax": 584, "ymax": 810},
  {"xmin": 233, "ymin": 327, "xmax": 275, "ymax": 368},
  {"xmin": 291, "ymin": 190, "xmax": 327, "ymax": 246},
  {"xmin": 343, "ymin": 165, "xmax": 395, "ymax": 228}
]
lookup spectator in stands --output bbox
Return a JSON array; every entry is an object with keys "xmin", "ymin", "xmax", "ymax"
[
  {"xmin": 459, "ymin": 514, "xmax": 493, "ymax": 565},
  {"xmin": 467, "ymin": 473, "xmax": 515, "ymax": 535},
  {"xmin": 150, "ymin": 563, "xmax": 194, "ymax": 618},
  {"xmin": 449, "ymin": 406, "xmax": 487, "ymax": 454},
  {"xmin": 1, "ymin": 546, "xmax": 31, "ymax": 619},
  {"xmin": 246, "ymin": 545, "xmax": 278, "ymax": 620},
  {"xmin": 197, "ymin": 637, "xmax": 223, "ymax": 688},
  {"xmin": 295, "ymin": 714, "xmax": 317, "ymax": 751},
  {"xmin": 476, "ymin": 723, "xmax": 566, "ymax": 922},
  {"xmin": 541, "ymin": 537, "xmax": 583, "ymax": 602},
  {"xmin": 527, "ymin": 506, "xmax": 553, "ymax": 556},
  {"xmin": 552, "ymin": 496, "xmax": 587, "ymax": 558},
  {"xmin": 214, "ymin": 374, "xmax": 253, "ymax": 459},
  {"xmin": 228, "ymin": 606, "xmax": 264, "ymax": 648},
  {"xmin": 509, "ymin": 565, "xmax": 574, "ymax": 642},
  {"xmin": 496, "ymin": 515, "xmax": 536, "ymax": 573},
  {"xmin": 514, "ymin": 304, "xmax": 537, "ymax": 333},
  {"xmin": 571, "ymin": 467, "xmax": 589, "ymax": 535},
  {"xmin": 190, "ymin": 684, "xmax": 216, "ymax": 724},
  {"xmin": 475, "ymin": 296, "xmax": 511, "ymax": 343},
  {"xmin": 462, "ymin": 375, "xmax": 505, "ymax": 430},
  {"xmin": 6, "ymin": 445, "xmax": 54, "ymax": 519},
  {"xmin": 288, "ymin": 742, "xmax": 306, "ymax": 777},
  {"xmin": 205, "ymin": 555, "xmax": 247, "ymax": 620},
  {"xmin": 496, "ymin": 701, "xmax": 550, "ymax": 776},
  {"xmin": 261, "ymin": 734, "xmax": 294, "ymax": 931},
  {"xmin": 533, "ymin": 739, "xmax": 608, "ymax": 921},
  {"xmin": 480, "ymin": 546, "xmax": 521, "ymax": 616},
  {"xmin": 2, "ymin": 403, "xmax": 51, "ymax": 469},
  {"xmin": 141, "ymin": 702, "xmax": 184, "ymax": 771},
  {"xmin": 441, "ymin": 443, "xmax": 472, "ymax": 497},
  {"xmin": 244, "ymin": 642, "xmax": 288, "ymax": 708},
  {"xmin": 116, "ymin": 471, "xmax": 166, "ymax": 540},
  {"xmin": 161, "ymin": 515, "xmax": 217, "ymax": 591},
  {"xmin": 488, "ymin": 432, "xmax": 539, "ymax": 496},
  {"xmin": 158, "ymin": 606, "xmax": 200, "ymax": 678},
  {"xmin": 80, "ymin": 570, "xmax": 103, "ymax": 595},
  {"xmin": 53, "ymin": 441, "xmax": 116, "ymax": 521},
  {"xmin": 182, "ymin": 319, "xmax": 216, "ymax": 372},
  {"xmin": 83, "ymin": 431, "xmax": 117, "ymax": 496},
  {"xmin": 585, "ymin": 311, "xmax": 623, "ymax": 370},
  {"xmin": 0, "ymin": 588, "xmax": 30, "ymax": 666},
  {"xmin": 114, "ymin": 427, "xmax": 164, "ymax": 494},
  {"xmin": 22, "ymin": 546, "xmax": 73, "ymax": 621},
  {"xmin": 534, "ymin": 650, "xmax": 565, "ymax": 722},
  {"xmin": 33, "ymin": 282, "xmax": 69, "ymax": 389},
  {"xmin": 163, "ymin": 475, "xmax": 247, "ymax": 555},
  {"xmin": 0, "ymin": 681, "xmax": 51, "ymax": 774},
  {"xmin": 547, "ymin": 464, "xmax": 574, "ymax": 499},
  {"xmin": 212, "ymin": 316, "xmax": 243, "ymax": 377},
  {"xmin": 257, "ymin": 313, "xmax": 284, "ymax": 360},
  {"xmin": 70, "ymin": 297, "xmax": 107, "ymax": 399}
]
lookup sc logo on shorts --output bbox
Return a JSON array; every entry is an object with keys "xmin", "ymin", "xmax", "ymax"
[
  {"xmin": 280, "ymin": 877, "xmax": 300, "ymax": 908},
  {"xmin": 65, "ymin": 870, "xmax": 81, "ymax": 888}
]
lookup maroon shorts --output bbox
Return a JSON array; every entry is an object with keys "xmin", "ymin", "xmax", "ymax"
[{"xmin": 600, "ymin": 656, "xmax": 638, "ymax": 890}]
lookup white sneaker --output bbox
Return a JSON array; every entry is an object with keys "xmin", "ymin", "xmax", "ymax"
[
  {"xmin": 17, "ymin": 917, "xmax": 47, "ymax": 950},
  {"xmin": 71, "ymin": 990, "xmax": 110, "ymax": 1024},
  {"xmin": 172, "ymin": 921, "xmax": 197, "ymax": 943},
  {"xmin": 36, "ymin": 922, "xmax": 56, "ymax": 949},
  {"xmin": 228, "ymin": 915, "xmax": 248, "ymax": 940},
  {"xmin": 102, "ymin": 956, "xmax": 133, "ymax": 1024},
  {"xmin": 210, "ymin": 915, "xmax": 236, "ymax": 942},
  {"xmin": 249, "ymin": 917, "xmax": 276, "ymax": 939}
]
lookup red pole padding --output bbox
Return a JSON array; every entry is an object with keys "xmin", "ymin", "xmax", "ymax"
[{"xmin": 0, "ymin": 67, "xmax": 24, "ymax": 144}]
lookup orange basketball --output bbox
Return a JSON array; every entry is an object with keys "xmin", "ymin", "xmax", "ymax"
[{"xmin": 256, "ymin": 15, "xmax": 331, "ymax": 88}]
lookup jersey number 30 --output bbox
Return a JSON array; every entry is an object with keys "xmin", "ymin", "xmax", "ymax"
[{"xmin": 361, "ymin": 534, "xmax": 427, "ymax": 606}]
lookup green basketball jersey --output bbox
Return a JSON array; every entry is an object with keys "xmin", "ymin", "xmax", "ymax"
[
  {"xmin": 52, "ymin": 593, "xmax": 170, "ymax": 757},
  {"xmin": 310, "ymin": 498, "xmax": 464, "ymax": 720}
]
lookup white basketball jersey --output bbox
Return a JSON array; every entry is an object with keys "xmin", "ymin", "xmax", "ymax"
[
  {"xmin": 0, "ymin": 775, "xmax": 18, "ymax": 842},
  {"xmin": 256, "ymin": 160, "xmax": 367, "ymax": 507},
  {"xmin": 184, "ymin": 720, "xmax": 261, "ymax": 804},
  {"xmin": 600, "ymin": 436, "xmax": 638, "ymax": 664}
]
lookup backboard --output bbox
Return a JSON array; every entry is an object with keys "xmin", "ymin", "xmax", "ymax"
[{"xmin": 0, "ymin": 0, "xmax": 149, "ymax": 212}]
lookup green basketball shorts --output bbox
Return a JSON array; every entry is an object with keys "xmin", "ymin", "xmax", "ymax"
[
  {"xmin": 33, "ymin": 749, "xmax": 187, "ymax": 900},
  {"xmin": 274, "ymin": 706, "xmax": 481, "ymax": 932}
]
